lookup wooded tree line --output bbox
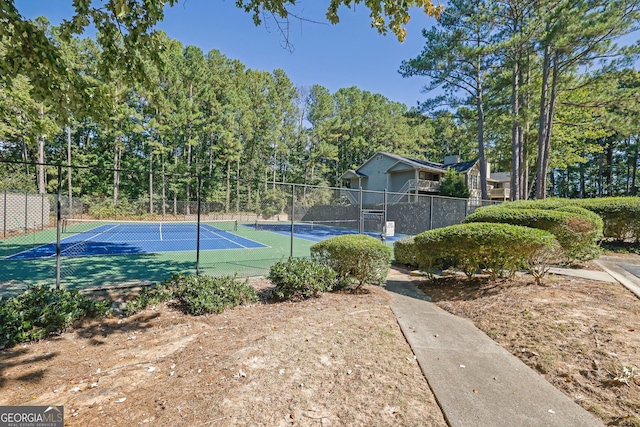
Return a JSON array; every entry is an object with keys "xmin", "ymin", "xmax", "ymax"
[
  {"xmin": 401, "ymin": 0, "xmax": 640, "ymax": 200},
  {"xmin": 0, "ymin": 20, "xmax": 469, "ymax": 213},
  {"xmin": 1, "ymin": 0, "xmax": 640, "ymax": 209}
]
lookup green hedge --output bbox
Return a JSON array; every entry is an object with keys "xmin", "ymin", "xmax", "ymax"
[
  {"xmin": 310, "ymin": 234, "xmax": 392, "ymax": 290},
  {"xmin": 414, "ymin": 222, "xmax": 557, "ymax": 279},
  {"xmin": 464, "ymin": 207, "xmax": 601, "ymax": 260},
  {"xmin": 572, "ymin": 197, "xmax": 640, "ymax": 242},
  {"xmin": 487, "ymin": 197, "xmax": 640, "ymax": 241},
  {"xmin": 394, "ymin": 236, "xmax": 419, "ymax": 268}
]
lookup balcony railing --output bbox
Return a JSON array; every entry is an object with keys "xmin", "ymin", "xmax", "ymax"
[
  {"xmin": 409, "ymin": 179, "xmax": 441, "ymax": 192},
  {"xmin": 489, "ymin": 187, "xmax": 510, "ymax": 199},
  {"xmin": 340, "ymin": 188, "xmax": 359, "ymax": 204}
]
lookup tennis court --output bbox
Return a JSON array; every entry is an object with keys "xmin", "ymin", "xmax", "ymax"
[
  {"xmin": 6, "ymin": 220, "xmax": 267, "ymax": 260},
  {"xmin": 250, "ymin": 219, "xmax": 407, "ymax": 243},
  {"xmin": 0, "ymin": 218, "xmax": 391, "ymax": 294}
]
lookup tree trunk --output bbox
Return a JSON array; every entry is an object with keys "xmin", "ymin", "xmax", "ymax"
[
  {"xmin": 579, "ymin": 162, "xmax": 585, "ymax": 198},
  {"xmin": 605, "ymin": 141, "xmax": 613, "ymax": 196},
  {"xmin": 186, "ymin": 83, "xmax": 193, "ymax": 216},
  {"xmin": 477, "ymin": 85, "xmax": 488, "ymax": 201},
  {"xmin": 225, "ymin": 160, "xmax": 230, "ymax": 213},
  {"xmin": 510, "ymin": 60, "xmax": 522, "ymax": 201},
  {"xmin": 521, "ymin": 53, "xmax": 532, "ymax": 200},
  {"xmin": 631, "ymin": 135, "xmax": 638, "ymax": 195},
  {"xmin": 67, "ymin": 124, "xmax": 73, "ymax": 214},
  {"xmin": 272, "ymin": 151, "xmax": 277, "ymax": 189},
  {"xmin": 162, "ymin": 150, "xmax": 166, "ymax": 217},
  {"xmin": 173, "ymin": 149, "xmax": 178, "ymax": 216},
  {"xmin": 598, "ymin": 153, "xmax": 604, "ymax": 197},
  {"xmin": 37, "ymin": 105, "xmax": 46, "ymax": 194},
  {"xmin": 236, "ymin": 160, "xmax": 240, "ymax": 213},
  {"xmin": 113, "ymin": 139, "xmax": 121, "ymax": 207},
  {"xmin": 536, "ymin": 45, "xmax": 552, "ymax": 199},
  {"xmin": 149, "ymin": 150, "xmax": 154, "ymax": 215}
]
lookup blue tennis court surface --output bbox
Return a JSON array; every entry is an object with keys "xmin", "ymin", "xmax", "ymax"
[
  {"xmin": 6, "ymin": 223, "xmax": 267, "ymax": 260},
  {"xmin": 248, "ymin": 221, "xmax": 408, "ymax": 243}
]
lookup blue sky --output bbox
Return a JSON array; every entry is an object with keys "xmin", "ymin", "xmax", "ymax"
[{"xmin": 15, "ymin": 1, "xmax": 439, "ymax": 108}]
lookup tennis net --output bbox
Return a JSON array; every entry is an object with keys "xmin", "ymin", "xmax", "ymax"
[
  {"xmin": 62, "ymin": 218, "xmax": 238, "ymax": 235},
  {"xmin": 252, "ymin": 219, "xmax": 360, "ymax": 233}
]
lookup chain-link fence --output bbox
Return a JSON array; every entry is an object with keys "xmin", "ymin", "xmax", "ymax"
[{"xmin": 0, "ymin": 162, "xmax": 499, "ymax": 295}]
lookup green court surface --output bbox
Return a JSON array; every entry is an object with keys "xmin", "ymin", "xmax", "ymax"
[{"xmin": 0, "ymin": 223, "xmax": 316, "ymax": 297}]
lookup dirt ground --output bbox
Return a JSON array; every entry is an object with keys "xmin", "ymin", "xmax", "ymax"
[
  {"xmin": 2, "ymin": 259, "xmax": 640, "ymax": 426},
  {"xmin": 415, "ymin": 265, "xmax": 640, "ymax": 426},
  {"xmin": 0, "ymin": 282, "xmax": 447, "ymax": 426}
]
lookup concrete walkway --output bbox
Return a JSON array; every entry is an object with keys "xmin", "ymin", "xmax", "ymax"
[
  {"xmin": 385, "ymin": 270, "xmax": 605, "ymax": 427},
  {"xmin": 595, "ymin": 255, "xmax": 640, "ymax": 299}
]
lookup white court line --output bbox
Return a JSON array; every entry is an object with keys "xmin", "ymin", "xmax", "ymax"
[
  {"xmin": 4, "ymin": 224, "xmax": 121, "ymax": 259},
  {"xmin": 159, "ymin": 222, "xmax": 163, "ymax": 241},
  {"xmin": 200, "ymin": 226, "xmax": 249, "ymax": 249}
]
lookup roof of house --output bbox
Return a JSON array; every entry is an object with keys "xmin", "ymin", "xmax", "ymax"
[
  {"xmin": 339, "ymin": 151, "xmax": 480, "ymax": 181},
  {"xmin": 340, "ymin": 169, "xmax": 368, "ymax": 180},
  {"xmin": 380, "ymin": 152, "xmax": 478, "ymax": 174},
  {"xmin": 489, "ymin": 171, "xmax": 511, "ymax": 182}
]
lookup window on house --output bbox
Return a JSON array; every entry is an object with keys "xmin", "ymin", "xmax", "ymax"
[
  {"xmin": 471, "ymin": 175, "xmax": 479, "ymax": 190},
  {"xmin": 419, "ymin": 171, "xmax": 427, "ymax": 180}
]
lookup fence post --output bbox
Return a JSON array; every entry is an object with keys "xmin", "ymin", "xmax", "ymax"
[
  {"xmin": 429, "ymin": 196, "xmax": 434, "ymax": 230},
  {"xmin": 56, "ymin": 165, "xmax": 62, "ymax": 289},
  {"xmin": 24, "ymin": 190, "xmax": 28, "ymax": 233},
  {"xmin": 290, "ymin": 184, "xmax": 295, "ymax": 258},
  {"xmin": 359, "ymin": 187, "xmax": 363, "ymax": 234},
  {"xmin": 382, "ymin": 189, "xmax": 388, "ymax": 244},
  {"xmin": 3, "ymin": 188, "xmax": 6, "ymax": 238},
  {"xmin": 41, "ymin": 193, "xmax": 45, "ymax": 230},
  {"xmin": 196, "ymin": 175, "xmax": 202, "ymax": 276}
]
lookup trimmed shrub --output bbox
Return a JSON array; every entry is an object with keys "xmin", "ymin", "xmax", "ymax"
[
  {"xmin": 573, "ymin": 197, "xmax": 640, "ymax": 242},
  {"xmin": 0, "ymin": 285, "xmax": 111, "ymax": 348},
  {"xmin": 463, "ymin": 207, "xmax": 601, "ymax": 260},
  {"xmin": 483, "ymin": 197, "xmax": 640, "ymax": 242},
  {"xmin": 414, "ymin": 222, "xmax": 557, "ymax": 279},
  {"xmin": 394, "ymin": 236, "xmax": 419, "ymax": 268},
  {"xmin": 124, "ymin": 274, "xmax": 257, "ymax": 316},
  {"xmin": 311, "ymin": 234, "xmax": 392, "ymax": 290},
  {"xmin": 554, "ymin": 206, "xmax": 604, "ymax": 237},
  {"xmin": 268, "ymin": 258, "xmax": 337, "ymax": 300}
]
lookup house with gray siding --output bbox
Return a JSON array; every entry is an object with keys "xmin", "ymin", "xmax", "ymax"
[{"xmin": 339, "ymin": 152, "xmax": 511, "ymax": 203}]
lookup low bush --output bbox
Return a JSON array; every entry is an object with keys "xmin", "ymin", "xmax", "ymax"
[
  {"xmin": 394, "ymin": 236, "xmax": 419, "ymax": 268},
  {"xmin": 414, "ymin": 222, "xmax": 557, "ymax": 279},
  {"xmin": 123, "ymin": 281, "xmax": 175, "ymax": 316},
  {"xmin": 311, "ymin": 234, "xmax": 392, "ymax": 290},
  {"xmin": 268, "ymin": 258, "xmax": 337, "ymax": 300},
  {"xmin": 124, "ymin": 273, "xmax": 258, "ymax": 316},
  {"xmin": 463, "ymin": 207, "xmax": 601, "ymax": 260},
  {"xmin": 174, "ymin": 274, "xmax": 258, "ymax": 315},
  {"xmin": 0, "ymin": 285, "xmax": 111, "ymax": 348}
]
